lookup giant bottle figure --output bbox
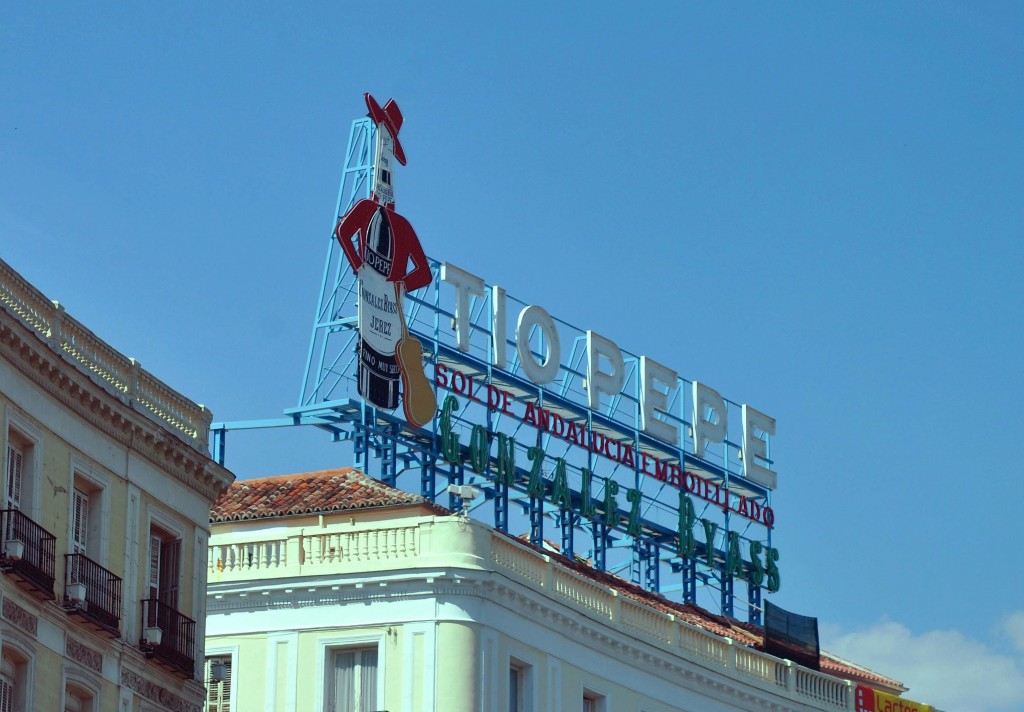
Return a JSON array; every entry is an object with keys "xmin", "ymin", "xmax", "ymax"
[{"xmin": 335, "ymin": 94, "xmax": 436, "ymax": 427}]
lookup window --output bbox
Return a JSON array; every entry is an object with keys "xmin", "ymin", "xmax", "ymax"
[
  {"xmin": 325, "ymin": 647, "xmax": 377, "ymax": 712},
  {"xmin": 0, "ymin": 646, "xmax": 30, "ymax": 712},
  {"xmin": 4, "ymin": 423, "xmax": 37, "ymax": 518},
  {"xmin": 69, "ymin": 467, "xmax": 108, "ymax": 565},
  {"xmin": 205, "ymin": 656, "xmax": 232, "ymax": 712},
  {"xmin": 583, "ymin": 690, "xmax": 606, "ymax": 712},
  {"xmin": 64, "ymin": 686, "xmax": 94, "ymax": 712},
  {"xmin": 0, "ymin": 656, "xmax": 12, "ymax": 712},
  {"xmin": 509, "ymin": 659, "xmax": 532, "ymax": 712},
  {"xmin": 4, "ymin": 441, "xmax": 23, "ymax": 512},
  {"xmin": 148, "ymin": 525, "xmax": 181, "ymax": 611}
]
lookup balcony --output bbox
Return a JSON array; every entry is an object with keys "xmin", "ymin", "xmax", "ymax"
[
  {"xmin": 63, "ymin": 553, "xmax": 122, "ymax": 636},
  {"xmin": 140, "ymin": 598, "xmax": 195, "ymax": 677},
  {"xmin": 0, "ymin": 509, "xmax": 56, "ymax": 599}
]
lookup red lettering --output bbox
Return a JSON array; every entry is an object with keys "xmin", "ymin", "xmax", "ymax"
[
  {"xmin": 654, "ymin": 460, "xmax": 669, "ymax": 482},
  {"xmin": 641, "ymin": 452, "xmax": 653, "ymax": 475},
  {"xmin": 591, "ymin": 431, "xmax": 605, "ymax": 454},
  {"xmin": 435, "ymin": 363, "xmax": 449, "ymax": 388},
  {"xmin": 467, "ymin": 374, "xmax": 485, "ymax": 403},
  {"xmin": 749, "ymin": 501, "xmax": 761, "ymax": 522},
  {"xmin": 502, "ymin": 390, "xmax": 514, "ymax": 415},
  {"xmin": 566, "ymin": 421, "xmax": 579, "ymax": 446},
  {"xmin": 538, "ymin": 407, "xmax": 552, "ymax": 432},
  {"xmin": 621, "ymin": 444, "xmax": 634, "ymax": 468},
  {"xmin": 486, "ymin": 385, "xmax": 502, "ymax": 409},
  {"xmin": 668, "ymin": 464, "xmax": 682, "ymax": 488},
  {"xmin": 763, "ymin": 507, "xmax": 775, "ymax": 528},
  {"xmin": 550, "ymin": 412, "xmax": 565, "ymax": 437},
  {"xmin": 451, "ymin": 369, "xmax": 467, "ymax": 394},
  {"xmin": 524, "ymin": 401, "xmax": 538, "ymax": 426},
  {"xmin": 737, "ymin": 496, "xmax": 749, "ymax": 517},
  {"xmin": 684, "ymin": 472, "xmax": 698, "ymax": 493}
]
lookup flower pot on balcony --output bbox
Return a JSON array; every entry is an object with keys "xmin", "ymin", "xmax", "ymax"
[
  {"xmin": 67, "ymin": 582, "xmax": 87, "ymax": 604},
  {"xmin": 3, "ymin": 540, "xmax": 23, "ymax": 560},
  {"xmin": 143, "ymin": 626, "xmax": 163, "ymax": 646}
]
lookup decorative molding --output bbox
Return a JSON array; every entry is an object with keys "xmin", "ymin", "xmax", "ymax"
[
  {"xmin": 120, "ymin": 668, "xmax": 201, "ymax": 712},
  {"xmin": 0, "ymin": 313, "xmax": 232, "ymax": 501},
  {"xmin": 1, "ymin": 595, "xmax": 37, "ymax": 636},
  {"xmin": 65, "ymin": 635, "xmax": 103, "ymax": 672}
]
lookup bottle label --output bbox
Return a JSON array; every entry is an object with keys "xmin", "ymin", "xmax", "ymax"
[{"xmin": 357, "ymin": 264, "xmax": 402, "ymax": 360}]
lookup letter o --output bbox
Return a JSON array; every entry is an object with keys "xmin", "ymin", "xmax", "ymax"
[{"xmin": 516, "ymin": 305, "xmax": 561, "ymax": 385}]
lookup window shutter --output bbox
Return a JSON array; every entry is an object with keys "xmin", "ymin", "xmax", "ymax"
[
  {"xmin": 148, "ymin": 534, "xmax": 161, "ymax": 599},
  {"xmin": 0, "ymin": 657, "xmax": 13, "ymax": 712},
  {"xmin": 206, "ymin": 657, "xmax": 231, "ymax": 712},
  {"xmin": 359, "ymin": 649, "xmax": 377, "ymax": 712},
  {"xmin": 72, "ymin": 489, "xmax": 89, "ymax": 554},
  {"xmin": 5, "ymin": 444, "xmax": 22, "ymax": 511},
  {"xmin": 160, "ymin": 538, "xmax": 181, "ymax": 608},
  {"xmin": 0, "ymin": 678, "xmax": 11, "ymax": 712}
]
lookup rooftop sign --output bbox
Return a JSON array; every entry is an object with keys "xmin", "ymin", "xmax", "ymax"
[{"xmin": 304, "ymin": 93, "xmax": 781, "ymax": 621}]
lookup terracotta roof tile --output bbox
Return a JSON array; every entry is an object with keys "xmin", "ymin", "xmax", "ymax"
[
  {"xmin": 210, "ymin": 468, "xmax": 441, "ymax": 522},
  {"xmin": 210, "ymin": 469, "xmax": 902, "ymax": 691}
]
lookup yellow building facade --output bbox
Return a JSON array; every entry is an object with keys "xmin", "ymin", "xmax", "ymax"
[
  {"xmin": 0, "ymin": 258, "xmax": 234, "ymax": 712},
  {"xmin": 206, "ymin": 469, "xmax": 905, "ymax": 712}
]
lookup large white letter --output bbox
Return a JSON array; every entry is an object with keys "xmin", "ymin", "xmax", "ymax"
[
  {"xmin": 441, "ymin": 262, "xmax": 484, "ymax": 353},
  {"xmin": 492, "ymin": 285, "xmax": 507, "ymax": 369},
  {"xmin": 742, "ymin": 405, "xmax": 777, "ymax": 490},
  {"xmin": 516, "ymin": 305, "xmax": 560, "ymax": 385},
  {"xmin": 640, "ymin": 356, "xmax": 679, "ymax": 445},
  {"xmin": 586, "ymin": 331, "xmax": 625, "ymax": 411},
  {"xmin": 692, "ymin": 381, "xmax": 727, "ymax": 458}
]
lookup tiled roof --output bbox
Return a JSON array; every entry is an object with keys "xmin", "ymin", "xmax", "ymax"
[
  {"xmin": 533, "ymin": 538, "xmax": 902, "ymax": 690},
  {"xmin": 210, "ymin": 468, "xmax": 902, "ymax": 691},
  {"xmin": 210, "ymin": 468, "xmax": 440, "ymax": 522}
]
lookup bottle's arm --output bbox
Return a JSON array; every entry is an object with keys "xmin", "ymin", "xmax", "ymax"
[
  {"xmin": 333, "ymin": 199, "xmax": 378, "ymax": 273},
  {"xmin": 388, "ymin": 209, "xmax": 431, "ymax": 292}
]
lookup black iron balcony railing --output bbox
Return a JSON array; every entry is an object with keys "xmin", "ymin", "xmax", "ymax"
[
  {"xmin": 64, "ymin": 553, "xmax": 122, "ymax": 635},
  {"xmin": 140, "ymin": 598, "xmax": 195, "ymax": 676},
  {"xmin": 0, "ymin": 508, "xmax": 56, "ymax": 598}
]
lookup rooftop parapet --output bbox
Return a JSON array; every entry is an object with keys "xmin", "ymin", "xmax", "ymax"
[{"xmin": 0, "ymin": 257, "xmax": 213, "ymax": 451}]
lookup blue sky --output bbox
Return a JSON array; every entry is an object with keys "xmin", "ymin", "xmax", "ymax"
[{"xmin": 2, "ymin": 3, "xmax": 1023, "ymax": 710}]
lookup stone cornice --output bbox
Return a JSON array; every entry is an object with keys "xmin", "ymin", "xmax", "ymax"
[{"xmin": 0, "ymin": 311, "xmax": 233, "ymax": 501}]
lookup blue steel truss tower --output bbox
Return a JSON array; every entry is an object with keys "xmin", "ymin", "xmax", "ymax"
[{"xmin": 299, "ymin": 117, "xmax": 374, "ymax": 411}]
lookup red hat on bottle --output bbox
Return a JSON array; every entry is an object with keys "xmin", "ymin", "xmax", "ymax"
[{"xmin": 365, "ymin": 93, "xmax": 407, "ymax": 166}]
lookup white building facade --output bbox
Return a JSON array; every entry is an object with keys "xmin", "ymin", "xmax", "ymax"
[{"xmin": 206, "ymin": 469, "xmax": 904, "ymax": 712}]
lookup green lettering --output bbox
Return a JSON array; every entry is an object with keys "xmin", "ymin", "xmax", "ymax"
[
  {"xmin": 676, "ymin": 494, "xmax": 695, "ymax": 558},
  {"xmin": 626, "ymin": 488, "xmax": 642, "ymax": 536},
  {"xmin": 579, "ymin": 468, "xmax": 596, "ymax": 518},
  {"xmin": 527, "ymin": 446, "xmax": 546, "ymax": 498},
  {"xmin": 766, "ymin": 547, "xmax": 781, "ymax": 592},
  {"xmin": 550, "ymin": 458, "xmax": 571, "ymax": 509},
  {"xmin": 438, "ymin": 396, "xmax": 461, "ymax": 464},
  {"xmin": 469, "ymin": 425, "xmax": 488, "ymax": 473},
  {"xmin": 701, "ymin": 519, "xmax": 718, "ymax": 566},
  {"xmin": 603, "ymin": 479, "xmax": 620, "ymax": 527},
  {"xmin": 726, "ymin": 532, "xmax": 744, "ymax": 578},
  {"xmin": 495, "ymin": 433, "xmax": 516, "ymax": 486},
  {"xmin": 748, "ymin": 541, "xmax": 765, "ymax": 586}
]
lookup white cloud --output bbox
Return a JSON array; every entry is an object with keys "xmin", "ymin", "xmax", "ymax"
[
  {"xmin": 1004, "ymin": 611, "xmax": 1024, "ymax": 655},
  {"xmin": 824, "ymin": 618, "xmax": 1024, "ymax": 712}
]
